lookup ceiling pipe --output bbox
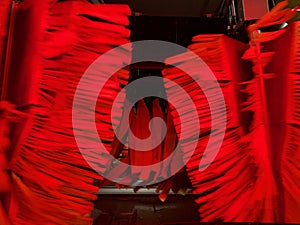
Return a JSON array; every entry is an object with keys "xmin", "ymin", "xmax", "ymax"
[{"xmin": 91, "ymin": 0, "xmax": 105, "ymax": 4}]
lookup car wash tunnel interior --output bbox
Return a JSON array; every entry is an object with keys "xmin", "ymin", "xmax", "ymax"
[{"xmin": 0, "ymin": 0, "xmax": 300, "ymax": 225}]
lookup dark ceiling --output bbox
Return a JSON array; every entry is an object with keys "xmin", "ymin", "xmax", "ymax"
[
  {"xmin": 104, "ymin": 0, "xmax": 226, "ymax": 17},
  {"xmin": 129, "ymin": 16, "xmax": 227, "ymax": 46}
]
